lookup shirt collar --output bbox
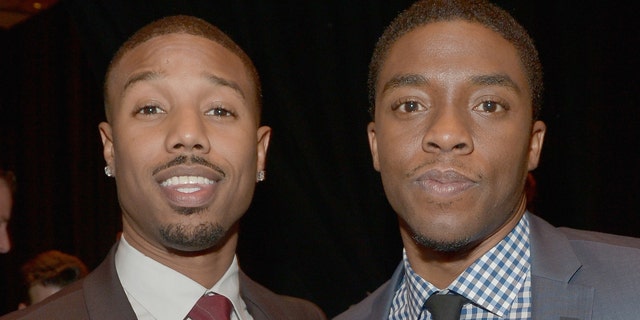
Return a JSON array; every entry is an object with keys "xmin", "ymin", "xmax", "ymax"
[
  {"xmin": 402, "ymin": 213, "xmax": 531, "ymax": 317},
  {"xmin": 115, "ymin": 235, "xmax": 248, "ymax": 320}
]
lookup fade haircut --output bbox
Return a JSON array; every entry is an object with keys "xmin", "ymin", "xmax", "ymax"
[
  {"xmin": 103, "ymin": 15, "xmax": 262, "ymax": 121},
  {"xmin": 368, "ymin": 0, "xmax": 543, "ymax": 120}
]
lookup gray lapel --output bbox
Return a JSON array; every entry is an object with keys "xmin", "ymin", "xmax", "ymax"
[
  {"xmin": 531, "ymin": 276, "xmax": 594, "ymax": 320},
  {"xmin": 371, "ymin": 264, "xmax": 404, "ymax": 320},
  {"xmin": 528, "ymin": 213, "xmax": 594, "ymax": 320}
]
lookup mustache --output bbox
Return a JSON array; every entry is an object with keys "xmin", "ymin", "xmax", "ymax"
[
  {"xmin": 406, "ymin": 158, "xmax": 466, "ymax": 178},
  {"xmin": 152, "ymin": 155, "xmax": 226, "ymax": 177}
]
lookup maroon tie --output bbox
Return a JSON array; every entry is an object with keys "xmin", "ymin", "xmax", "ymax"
[{"xmin": 185, "ymin": 293, "xmax": 233, "ymax": 320}]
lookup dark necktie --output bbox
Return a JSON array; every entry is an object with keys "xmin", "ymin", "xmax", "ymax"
[
  {"xmin": 185, "ymin": 293, "xmax": 233, "ymax": 320},
  {"xmin": 424, "ymin": 293, "xmax": 468, "ymax": 320}
]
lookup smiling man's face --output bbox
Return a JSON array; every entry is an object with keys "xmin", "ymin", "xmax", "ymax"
[{"xmin": 100, "ymin": 33, "xmax": 270, "ymax": 253}]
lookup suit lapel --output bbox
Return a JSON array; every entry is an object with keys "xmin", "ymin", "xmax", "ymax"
[
  {"xmin": 239, "ymin": 270, "xmax": 278, "ymax": 320},
  {"xmin": 83, "ymin": 243, "xmax": 138, "ymax": 320},
  {"xmin": 353, "ymin": 262, "xmax": 404, "ymax": 320},
  {"xmin": 373, "ymin": 264, "xmax": 404, "ymax": 319},
  {"xmin": 528, "ymin": 213, "xmax": 594, "ymax": 320}
]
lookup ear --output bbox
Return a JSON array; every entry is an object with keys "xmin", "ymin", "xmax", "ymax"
[
  {"xmin": 256, "ymin": 126, "xmax": 272, "ymax": 172},
  {"xmin": 99, "ymin": 122, "xmax": 116, "ymax": 175},
  {"xmin": 527, "ymin": 120, "xmax": 546, "ymax": 171},
  {"xmin": 367, "ymin": 122, "xmax": 381, "ymax": 172}
]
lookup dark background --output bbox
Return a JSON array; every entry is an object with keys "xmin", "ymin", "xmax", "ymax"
[{"xmin": 0, "ymin": 0, "xmax": 638, "ymax": 317}]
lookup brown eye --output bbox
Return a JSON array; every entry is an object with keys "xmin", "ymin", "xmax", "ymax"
[
  {"xmin": 475, "ymin": 100, "xmax": 505, "ymax": 113},
  {"xmin": 137, "ymin": 105, "xmax": 164, "ymax": 115},
  {"xmin": 205, "ymin": 107, "xmax": 235, "ymax": 118},
  {"xmin": 398, "ymin": 100, "xmax": 424, "ymax": 113}
]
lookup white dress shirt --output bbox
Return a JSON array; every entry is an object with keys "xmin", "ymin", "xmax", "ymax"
[{"xmin": 115, "ymin": 235, "xmax": 253, "ymax": 320}]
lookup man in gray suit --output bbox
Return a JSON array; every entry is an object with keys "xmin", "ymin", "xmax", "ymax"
[
  {"xmin": 336, "ymin": 0, "xmax": 640, "ymax": 319},
  {"xmin": 2, "ymin": 15, "xmax": 325, "ymax": 320}
]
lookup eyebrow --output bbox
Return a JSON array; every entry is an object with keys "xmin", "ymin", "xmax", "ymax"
[
  {"xmin": 121, "ymin": 70, "xmax": 246, "ymax": 100},
  {"xmin": 122, "ymin": 70, "xmax": 162, "ymax": 94},
  {"xmin": 470, "ymin": 73, "xmax": 521, "ymax": 93},
  {"xmin": 380, "ymin": 73, "xmax": 521, "ymax": 94},
  {"xmin": 202, "ymin": 73, "xmax": 246, "ymax": 100},
  {"xmin": 381, "ymin": 73, "xmax": 429, "ymax": 94}
]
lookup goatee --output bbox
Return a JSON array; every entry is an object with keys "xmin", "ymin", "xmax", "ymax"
[{"xmin": 160, "ymin": 222, "xmax": 226, "ymax": 252}]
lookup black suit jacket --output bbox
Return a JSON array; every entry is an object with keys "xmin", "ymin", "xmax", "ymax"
[{"xmin": 1, "ymin": 243, "xmax": 327, "ymax": 320}]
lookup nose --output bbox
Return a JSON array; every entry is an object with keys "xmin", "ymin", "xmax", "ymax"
[
  {"xmin": 0, "ymin": 225, "xmax": 10, "ymax": 254},
  {"xmin": 165, "ymin": 107, "xmax": 211, "ymax": 154},
  {"xmin": 422, "ymin": 106, "xmax": 473, "ymax": 155}
]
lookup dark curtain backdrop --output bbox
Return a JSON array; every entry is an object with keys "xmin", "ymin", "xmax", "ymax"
[{"xmin": 0, "ymin": 0, "xmax": 638, "ymax": 317}]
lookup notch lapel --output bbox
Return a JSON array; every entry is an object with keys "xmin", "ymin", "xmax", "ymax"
[
  {"xmin": 84, "ymin": 243, "xmax": 138, "ymax": 320},
  {"xmin": 528, "ymin": 214, "xmax": 594, "ymax": 320}
]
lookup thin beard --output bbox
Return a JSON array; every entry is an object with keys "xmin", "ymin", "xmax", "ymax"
[
  {"xmin": 412, "ymin": 233, "xmax": 472, "ymax": 253},
  {"xmin": 160, "ymin": 222, "xmax": 226, "ymax": 251}
]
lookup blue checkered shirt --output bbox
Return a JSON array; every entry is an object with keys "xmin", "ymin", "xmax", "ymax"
[{"xmin": 388, "ymin": 214, "xmax": 532, "ymax": 319}]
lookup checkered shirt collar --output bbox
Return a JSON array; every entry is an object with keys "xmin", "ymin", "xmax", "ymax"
[{"xmin": 401, "ymin": 214, "xmax": 531, "ymax": 318}]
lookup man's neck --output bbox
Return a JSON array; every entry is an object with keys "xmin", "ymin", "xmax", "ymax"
[
  {"xmin": 121, "ymin": 223, "xmax": 238, "ymax": 288},
  {"xmin": 401, "ymin": 207, "xmax": 526, "ymax": 289}
]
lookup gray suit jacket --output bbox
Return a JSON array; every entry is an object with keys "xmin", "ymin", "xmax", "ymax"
[
  {"xmin": 1, "ymin": 243, "xmax": 327, "ymax": 320},
  {"xmin": 334, "ymin": 213, "xmax": 640, "ymax": 320}
]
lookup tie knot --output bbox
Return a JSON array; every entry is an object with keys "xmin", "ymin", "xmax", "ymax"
[
  {"xmin": 424, "ymin": 293, "xmax": 468, "ymax": 320},
  {"xmin": 185, "ymin": 293, "xmax": 233, "ymax": 320}
]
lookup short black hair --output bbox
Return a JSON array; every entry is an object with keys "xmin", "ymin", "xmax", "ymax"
[
  {"xmin": 369, "ymin": 0, "xmax": 543, "ymax": 120},
  {"xmin": 104, "ymin": 15, "xmax": 261, "ymax": 122}
]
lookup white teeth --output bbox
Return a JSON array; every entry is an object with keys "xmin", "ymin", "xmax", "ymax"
[
  {"xmin": 176, "ymin": 187, "xmax": 200, "ymax": 193},
  {"xmin": 161, "ymin": 176, "xmax": 214, "ymax": 187}
]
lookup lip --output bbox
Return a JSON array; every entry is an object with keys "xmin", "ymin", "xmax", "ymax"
[
  {"xmin": 414, "ymin": 169, "xmax": 477, "ymax": 198},
  {"xmin": 154, "ymin": 165, "xmax": 225, "ymax": 208}
]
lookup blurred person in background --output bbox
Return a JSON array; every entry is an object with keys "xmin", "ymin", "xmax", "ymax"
[
  {"xmin": 17, "ymin": 250, "xmax": 89, "ymax": 308},
  {"xmin": 0, "ymin": 169, "xmax": 16, "ymax": 254}
]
